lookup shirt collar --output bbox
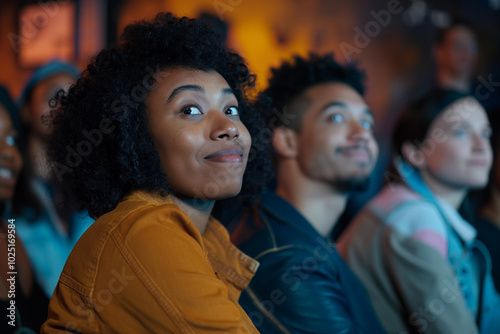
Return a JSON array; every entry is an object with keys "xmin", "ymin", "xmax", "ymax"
[{"xmin": 437, "ymin": 197, "xmax": 477, "ymax": 245}]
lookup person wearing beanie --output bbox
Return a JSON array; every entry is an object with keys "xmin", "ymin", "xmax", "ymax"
[{"xmin": 14, "ymin": 60, "xmax": 93, "ymax": 298}]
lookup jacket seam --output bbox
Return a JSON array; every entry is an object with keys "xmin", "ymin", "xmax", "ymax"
[
  {"xmin": 254, "ymin": 245, "xmax": 296, "ymax": 260},
  {"xmin": 87, "ymin": 202, "xmax": 162, "ymax": 296},
  {"xmin": 109, "ymin": 227, "xmax": 195, "ymax": 334},
  {"xmin": 245, "ymin": 286, "xmax": 292, "ymax": 334},
  {"xmin": 205, "ymin": 222, "xmax": 257, "ymax": 288},
  {"xmin": 57, "ymin": 274, "xmax": 100, "ymax": 333},
  {"xmin": 258, "ymin": 207, "xmax": 278, "ymax": 248}
]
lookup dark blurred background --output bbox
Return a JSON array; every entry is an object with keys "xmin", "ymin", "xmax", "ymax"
[{"xmin": 1, "ymin": 0, "xmax": 499, "ymax": 129}]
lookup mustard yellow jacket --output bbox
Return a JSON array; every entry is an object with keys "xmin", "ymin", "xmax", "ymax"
[{"xmin": 41, "ymin": 191, "xmax": 259, "ymax": 333}]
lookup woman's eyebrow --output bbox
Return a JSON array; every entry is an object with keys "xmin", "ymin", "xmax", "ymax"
[
  {"xmin": 222, "ymin": 88, "xmax": 235, "ymax": 96},
  {"xmin": 451, "ymin": 121, "xmax": 473, "ymax": 129},
  {"xmin": 166, "ymin": 84, "xmax": 204, "ymax": 104},
  {"xmin": 166, "ymin": 86, "xmax": 234, "ymax": 104}
]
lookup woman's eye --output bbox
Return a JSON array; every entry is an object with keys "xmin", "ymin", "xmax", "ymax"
[
  {"xmin": 329, "ymin": 114, "xmax": 344, "ymax": 123},
  {"xmin": 482, "ymin": 130, "xmax": 492, "ymax": 140},
  {"xmin": 361, "ymin": 120, "xmax": 373, "ymax": 130},
  {"xmin": 181, "ymin": 106, "xmax": 202, "ymax": 115},
  {"xmin": 454, "ymin": 129, "xmax": 468, "ymax": 138},
  {"xmin": 5, "ymin": 135, "xmax": 16, "ymax": 147},
  {"xmin": 225, "ymin": 106, "xmax": 239, "ymax": 116}
]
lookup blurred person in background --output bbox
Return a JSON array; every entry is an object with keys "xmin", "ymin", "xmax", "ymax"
[
  {"xmin": 434, "ymin": 19, "xmax": 478, "ymax": 94},
  {"xmin": 433, "ymin": 19, "xmax": 500, "ymax": 113},
  {"xmin": 0, "ymin": 85, "xmax": 48, "ymax": 334},
  {"xmin": 230, "ymin": 54, "xmax": 385, "ymax": 333},
  {"xmin": 474, "ymin": 107, "xmax": 500, "ymax": 292},
  {"xmin": 339, "ymin": 89, "xmax": 500, "ymax": 333},
  {"xmin": 15, "ymin": 60, "xmax": 93, "ymax": 298}
]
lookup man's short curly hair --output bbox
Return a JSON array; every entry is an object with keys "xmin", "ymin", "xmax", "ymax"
[
  {"xmin": 48, "ymin": 13, "xmax": 271, "ymax": 218},
  {"xmin": 256, "ymin": 53, "xmax": 365, "ymax": 131}
]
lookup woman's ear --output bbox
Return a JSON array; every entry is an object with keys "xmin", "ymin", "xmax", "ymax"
[
  {"xmin": 401, "ymin": 141, "xmax": 426, "ymax": 169},
  {"xmin": 272, "ymin": 127, "xmax": 298, "ymax": 158}
]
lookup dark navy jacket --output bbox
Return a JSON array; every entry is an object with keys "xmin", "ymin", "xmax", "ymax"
[{"xmin": 232, "ymin": 191, "xmax": 385, "ymax": 334}]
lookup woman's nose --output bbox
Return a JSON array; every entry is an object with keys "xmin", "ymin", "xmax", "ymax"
[{"xmin": 209, "ymin": 110, "xmax": 239, "ymax": 140}]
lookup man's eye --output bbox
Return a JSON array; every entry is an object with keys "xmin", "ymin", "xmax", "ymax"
[
  {"xmin": 329, "ymin": 114, "xmax": 344, "ymax": 123},
  {"xmin": 181, "ymin": 106, "xmax": 202, "ymax": 115},
  {"xmin": 225, "ymin": 106, "xmax": 239, "ymax": 116},
  {"xmin": 5, "ymin": 135, "xmax": 16, "ymax": 147}
]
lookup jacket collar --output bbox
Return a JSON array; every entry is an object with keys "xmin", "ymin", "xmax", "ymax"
[
  {"xmin": 372, "ymin": 184, "xmax": 476, "ymax": 245},
  {"xmin": 259, "ymin": 190, "xmax": 331, "ymax": 244}
]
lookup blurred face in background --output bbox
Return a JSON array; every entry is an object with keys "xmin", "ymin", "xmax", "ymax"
[
  {"xmin": 0, "ymin": 104, "xmax": 22, "ymax": 202},
  {"xmin": 23, "ymin": 73, "xmax": 76, "ymax": 139},
  {"xmin": 292, "ymin": 82, "xmax": 378, "ymax": 192},
  {"xmin": 436, "ymin": 25, "xmax": 478, "ymax": 78},
  {"xmin": 414, "ymin": 97, "xmax": 492, "ymax": 191}
]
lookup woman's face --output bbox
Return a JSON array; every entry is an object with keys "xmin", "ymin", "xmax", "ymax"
[
  {"xmin": 416, "ymin": 97, "xmax": 492, "ymax": 190},
  {"xmin": 0, "ymin": 105, "xmax": 22, "ymax": 202},
  {"xmin": 146, "ymin": 68, "xmax": 251, "ymax": 200}
]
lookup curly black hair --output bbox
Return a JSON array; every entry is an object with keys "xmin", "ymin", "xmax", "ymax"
[
  {"xmin": 256, "ymin": 53, "xmax": 366, "ymax": 131},
  {"xmin": 48, "ymin": 13, "xmax": 271, "ymax": 218}
]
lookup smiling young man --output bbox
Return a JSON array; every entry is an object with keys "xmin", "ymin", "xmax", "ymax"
[{"xmin": 230, "ymin": 54, "xmax": 385, "ymax": 333}]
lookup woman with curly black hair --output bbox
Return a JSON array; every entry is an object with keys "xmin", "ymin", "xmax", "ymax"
[{"xmin": 42, "ymin": 13, "xmax": 270, "ymax": 333}]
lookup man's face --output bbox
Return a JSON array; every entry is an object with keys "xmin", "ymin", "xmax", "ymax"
[
  {"xmin": 438, "ymin": 26, "xmax": 477, "ymax": 78},
  {"xmin": 293, "ymin": 82, "xmax": 378, "ymax": 192}
]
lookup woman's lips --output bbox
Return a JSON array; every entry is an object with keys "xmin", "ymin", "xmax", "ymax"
[
  {"xmin": 0, "ymin": 167, "xmax": 16, "ymax": 187},
  {"xmin": 468, "ymin": 159, "xmax": 488, "ymax": 166},
  {"xmin": 205, "ymin": 147, "xmax": 244, "ymax": 163}
]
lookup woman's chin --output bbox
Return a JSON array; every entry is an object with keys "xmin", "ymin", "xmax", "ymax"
[
  {"xmin": 213, "ymin": 186, "xmax": 243, "ymax": 201},
  {"xmin": 175, "ymin": 184, "xmax": 243, "ymax": 202}
]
